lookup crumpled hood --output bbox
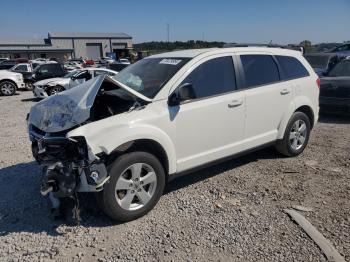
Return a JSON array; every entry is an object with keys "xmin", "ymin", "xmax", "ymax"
[
  {"xmin": 28, "ymin": 75, "xmax": 152, "ymax": 133},
  {"xmin": 34, "ymin": 77, "xmax": 69, "ymax": 87},
  {"xmin": 29, "ymin": 76, "xmax": 104, "ymax": 133}
]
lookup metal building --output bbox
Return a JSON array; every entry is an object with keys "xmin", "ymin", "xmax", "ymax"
[{"xmin": 0, "ymin": 32, "xmax": 133, "ymax": 61}]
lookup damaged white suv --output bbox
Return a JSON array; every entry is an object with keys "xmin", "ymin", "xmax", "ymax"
[{"xmin": 28, "ymin": 47, "xmax": 319, "ymax": 222}]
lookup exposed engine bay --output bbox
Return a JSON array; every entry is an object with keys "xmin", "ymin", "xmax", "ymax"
[{"xmin": 27, "ymin": 75, "xmax": 149, "ymax": 221}]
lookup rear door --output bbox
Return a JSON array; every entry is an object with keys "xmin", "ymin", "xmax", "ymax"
[{"xmin": 236, "ymin": 53, "xmax": 293, "ymax": 150}]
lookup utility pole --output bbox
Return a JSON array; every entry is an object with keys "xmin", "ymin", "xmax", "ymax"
[{"xmin": 167, "ymin": 23, "xmax": 170, "ymax": 42}]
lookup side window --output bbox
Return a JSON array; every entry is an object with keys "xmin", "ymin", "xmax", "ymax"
[
  {"xmin": 94, "ymin": 70, "xmax": 108, "ymax": 77},
  {"xmin": 75, "ymin": 70, "xmax": 92, "ymax": 80},
  {"xmin": 276, "ymin": 55, "xmax": 309, "ymax": 80},
  {"xmin": 240, "ymin": 55, "xmax": 280, "ymax": 88},
  {"xmin": 38, "ymin": 65, "xmax": 49, "ymax": 73},
  {"xmin": 180, "ymin": 56, "xmax": 236, "ymax": 100},
  {"xmin": 15, "ymin": 65, "xmax": 28, "ymax": 71}
]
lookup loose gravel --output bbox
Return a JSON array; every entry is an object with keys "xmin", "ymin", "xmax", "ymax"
[{"xmin": 0, "ymin": 91, "xmax": 349, "ymax": 262}]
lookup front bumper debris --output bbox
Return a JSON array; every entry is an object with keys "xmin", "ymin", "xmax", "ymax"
[{"xmin": 29, "ymin": 125, "xmax": 109, "ymax": 198}]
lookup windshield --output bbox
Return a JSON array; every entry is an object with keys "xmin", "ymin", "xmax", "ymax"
[
  {"xmin": 304, "ymin": 55, "xmax": 330, "ymax": 69},
  {"xmin": 63, "ymin": 70, "xmax": 79, "ymax": 78},
  {"xmin": 112, "ymin": 57, "xmax": 190, "ymax": 98},
  {"xmin": 328, "ymin": 60, "xmax": 350, "ymax": 77}
]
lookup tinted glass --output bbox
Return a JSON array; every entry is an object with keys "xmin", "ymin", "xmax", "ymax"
[
  {"xmin": 113, "ymin": 57, "xmax": 190, "ymax": 98},
  {"xmin": 276, "ymin": 55, "xmax": 309, "ymax": 80},
  {"xmin": 328, "ymin": 60, "xmax": 350, "ymax": 77},
  {"xmin": 240, "ymin": 55, "xmax": 279, "ymax": 88},
  {"xmin": 180, "ymin": 56, "xmax": 236, "ymax": 99},
  {"xmin": 15, "ymin": 65, "xmax": 28, "ymax": 71}
]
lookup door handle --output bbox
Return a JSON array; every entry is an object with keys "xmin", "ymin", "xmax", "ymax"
[
  {"xmin": 228, "ymin": 100, "xmax": 243, "ymax": 108},
  {"xmin": 280, "ymin": 89, "xmax": 290, "ymax": 95}
]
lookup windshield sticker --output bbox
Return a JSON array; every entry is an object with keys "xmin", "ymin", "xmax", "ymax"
[{"xmin": 159, "ymin": 59, "xmax": 182, "ymax": 65}]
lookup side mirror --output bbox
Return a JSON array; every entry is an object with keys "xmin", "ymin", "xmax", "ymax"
[
  {"xmin": 168, "ymin": 91, "xmax": 180, "ymax": 106},
  {"xmin": 168, "ymin": 83, "xmax": 194, "ymax": 106}
]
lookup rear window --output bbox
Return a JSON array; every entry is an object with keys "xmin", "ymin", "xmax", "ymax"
[
  {"xmin": 276, "ymin": 55, "xmax": 309, "ymax": 80},
  {"xmin": 240, "ymin": 55, "xmax": 280, "ymax": 88}
]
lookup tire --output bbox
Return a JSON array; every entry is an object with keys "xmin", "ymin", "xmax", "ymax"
[
  {"xmin": 97, "ymin": 151, "xmax": 166, "ymax": 222},
  {"xmin": 25, "ymin": 82, "xmax": 34, "ymax": 91},
  {"xmin": 275, "ymin": 111, "xmax": 311, "ymax": 157},
  {"xmin": 48, "ymin": 86, "xmax": 64, "ymax": 96},
  {"xmin": 0, "ymin": 81, "xmax": 17, "ymax": 96}
]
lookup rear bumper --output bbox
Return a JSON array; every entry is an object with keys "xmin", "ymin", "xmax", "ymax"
[{"xmin": 319, "ymin": 97, "xmax": 350, "ymax": 112}]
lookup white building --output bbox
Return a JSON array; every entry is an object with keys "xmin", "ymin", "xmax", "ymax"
[{"xmin": 0, "ymin": 32, "xmax": 133, "ymax": 61}]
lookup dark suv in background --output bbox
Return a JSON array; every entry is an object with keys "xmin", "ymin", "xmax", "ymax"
[{"xmin": 26, "ymin": 63, "xmax": 66, "ymax": 85}]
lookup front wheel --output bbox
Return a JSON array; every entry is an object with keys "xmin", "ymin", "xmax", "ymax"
[
  {"xmin": 48, "ymin": 86, "xmax": 64, "ymax": 96},
  {"xmin": 97, "ymin": 151, "xmax": 166, "ymax": 222},
  {"xmin": 0, "ymin": 81, "xmax": 17, "ymax": 96},
  {"xmin": 275, "ymin": 112, "xmax": 311, "ymax": 157}
]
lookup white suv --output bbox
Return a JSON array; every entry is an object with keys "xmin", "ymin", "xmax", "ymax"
[{"xmin": 28, "ymin": 47, "xmax": 319, "ymax": 222}]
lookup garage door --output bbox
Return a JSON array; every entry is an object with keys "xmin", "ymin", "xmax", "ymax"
[{"xmin": 86, "ymin": 43, "xmax": 102, "ymax": 60}]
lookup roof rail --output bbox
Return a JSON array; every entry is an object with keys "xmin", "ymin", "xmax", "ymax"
[{"xmin": 223, "ymin": 43, "xmax": 285, "ymax": 48}]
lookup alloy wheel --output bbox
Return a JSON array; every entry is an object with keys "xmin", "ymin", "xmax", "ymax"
[
  {"xmin": 289, "ymin": 119, "xmax": 307, "ymax": 150},
  {"xmin": 50, "ymin": 86, "xmax": 63, "ymax": 95},
  {"xmin": 115, "ymin": 163, "xmax": 157, "ymax": 211},
  {"xmin": 0, "ymin": 82, "xmax": 15, "ymax": 95}
]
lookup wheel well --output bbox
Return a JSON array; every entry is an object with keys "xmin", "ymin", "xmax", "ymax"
[
  {"xmin": 111, "ymin": 139, "xmax": 169, "ymax": 176},
  {"xmin": 0, "ymin": 79, "xmax": 18, "ymax": 89},
  {"xmin": 295, "ymin": 106, "xmax": 315, "ymax": 129}
]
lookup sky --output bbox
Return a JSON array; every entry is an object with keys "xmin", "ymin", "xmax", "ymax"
[{"xmin": 0, "ymin": 0, "xmax": 349, "ymax": 44}]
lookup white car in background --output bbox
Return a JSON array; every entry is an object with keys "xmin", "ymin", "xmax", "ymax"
[
  {"xmin": 33, "ymin": 67, "xmax": 118, "ymax": 98},
  {"xmin": 118, "ymin": 58, "xmax": 131, "ymax": 65},
  {"xmin": 64, "ymin": 61, "xmax": 83, "ymax": 71},
  {"xmin": 0, "ymin": 69, "xmax": 25, "ymax": 96}
]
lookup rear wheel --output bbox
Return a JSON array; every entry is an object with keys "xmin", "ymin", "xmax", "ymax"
[
  {"xmin": 275, "ymin": 112, "xmax": 311, "ymax": 156},
  {"xmin": 0, "ymin": 81, "xmax": 17, "ymax": 96},
  {"xmin": 97, "ymin": 151, "xmax": 165, "ymax": 222},
  {"xmin": 48, "ymin": 86, "xmax": 64, "ymax": 96}
]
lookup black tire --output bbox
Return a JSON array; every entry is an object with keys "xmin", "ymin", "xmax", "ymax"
[
  {"xmin": 97, "ymin": 151, "xmax": 166, "ymax": 222},
  {"xmin": 25, "ymin": 82, "xmax": 34, "ymax": 91},
  {"xmin": 275, "ymin": 112, "xmax": 311, "ymax": 157},
  {"xmin": 48, "ymin": 85, "xmax": 64, "ymax": 96},
  {"xmin": 0, "ymin": 81, "xmax": 17, "ymax": 96}
]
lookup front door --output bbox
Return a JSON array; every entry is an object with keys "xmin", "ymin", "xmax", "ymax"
[{"xmin": 171, "ymin": 55, "xmax": 246, "ymax": 172}]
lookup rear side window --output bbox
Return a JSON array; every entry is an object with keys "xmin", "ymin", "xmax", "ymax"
[
  {"xmin": 240, "ymin": 55, "xmax": 280, "ymax": 88},
  {"xmin": 276, "ymin": 55, "xmax": 309, "ymax": 80},
  {"xmin": 181, "ymin": 56, "xmax": 236, "ymax": 99}
]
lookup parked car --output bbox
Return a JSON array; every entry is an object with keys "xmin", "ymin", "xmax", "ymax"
[
  {"xmin": 28, "ymin": 47, "xmax": 319, "ymax": 222},
  {"xmin": 64, "ymin": 61, "xmax": 83, "ymax": 71},
  {"xmin": 0, "ymin": 60, "xmax": 16, "ymax": 70},
  {"xmin": 319, "ymin": 58, "xmax": 350, "ymax": 113},
  {"xmin": 99, "ymin": 57, "xmax": 115, "ymax": 64},
  {"xmin": 7, "ymin": 63, "xmax": 35, "ymax": 90},
  {"xmin": 0, "ymin": 58, "xmax": 9, "ymax": 62},
  {"xmin": 329, "ymin": 43, "xmax": 350, "ymax": 57},
  {"xmin": 118, "ymin": 58, "xmax": 131, "ymax": 65},
  {"xmin": 85, "ymin": 59, "xmax": 95, "ymax": 66},
  {"xmin": 33, "ymin": 68, "xmax": 118, "ymax": 98},
  {"xmin": 68, "ymin": 58, "xmax": 86, "ymax": 67},
  {"xmin": 304, "ymin": 53, "xmax": 342, "ymax": 76},
  {"xmin": 26, "ymin": 62, "xmax": 66, "ymax": 86},
  {"xmin": 0, "ymin": 69, "xmax": 25, "ymax": 95}
]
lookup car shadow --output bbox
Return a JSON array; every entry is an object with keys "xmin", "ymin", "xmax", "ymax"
[
  {"xmin": 21, "ymin": 97, "xmax": 40, "ymax": 102},
  {"xmin": 165, "ymin": 146, "xmax": 278, "ymax": 194},
  {"xmin": 318, "ymin": 112, "xmax": 350, "ymax": 124},
  {"xmin": 0, "ymin": 161, "xmax": 116, "ymax": 237},
  {"xmin": 0, "ymin": 146, "xmax": 279, "ymax": 236}
]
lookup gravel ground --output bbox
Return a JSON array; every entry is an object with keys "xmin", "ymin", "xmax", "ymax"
[{"xmin": 0, "ymin": 91, "xmax": 349, "ymax": 262}]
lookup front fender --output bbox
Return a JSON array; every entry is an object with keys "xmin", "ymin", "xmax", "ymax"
[{"xmin": 67, "ymin": 121, "xmax": 177, "ymax": 174}]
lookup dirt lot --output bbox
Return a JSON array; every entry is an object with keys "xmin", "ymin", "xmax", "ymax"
[{"xmin": 0, "ymin": 91, "xmax": 349, "ymax": 262}]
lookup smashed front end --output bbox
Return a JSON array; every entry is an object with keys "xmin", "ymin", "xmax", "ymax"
[{"xmin": 27, "ymin": 75, "xmax": 149, "ymax": 219}]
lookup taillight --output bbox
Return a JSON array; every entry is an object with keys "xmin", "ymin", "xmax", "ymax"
[{"xmin": 316, "ymin": 77, "xmax": 320, "ymax": 89}]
